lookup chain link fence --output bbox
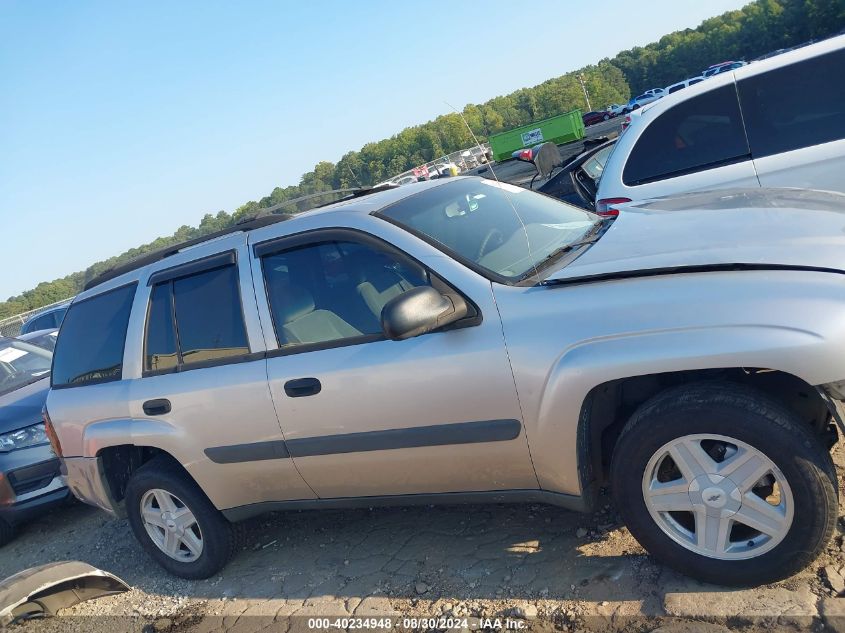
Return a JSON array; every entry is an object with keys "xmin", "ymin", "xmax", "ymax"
[{"xmin": 0, "ymin": 298, "xmax": 72, "ymax": 338}]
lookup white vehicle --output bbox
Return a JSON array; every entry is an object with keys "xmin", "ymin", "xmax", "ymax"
[
  {"xmin": 665, "ymin": 76, "xmax": 705, "ymax": 95},
  {"xmin": 702, "ymin": 60, "xmax": 748, "ymax": 78},
  {"xmin": 607, "ymin": 103, "xmax": 626, "ymax": 117},
  {"xmin": 597, "ymin": 35, "xmax": 845, "ymax": 214},
  {"xmin": 624, "ymin": 91, "xmax": 664, "ymax": 112}
]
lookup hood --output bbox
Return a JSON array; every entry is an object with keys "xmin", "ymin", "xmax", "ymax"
[
  {"xmin": 0, "ymin": 378, "xmax": 49, "ymax": 434},
  {"xmin": 545, "ymin": 188, "xmax": 845, "ymax": 282}
]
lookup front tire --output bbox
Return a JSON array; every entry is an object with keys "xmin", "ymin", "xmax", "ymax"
[
  {"xmin": 610, "ymin": 381, "xmax": 837, "ymax": 586},
  {"xmin": 125, "ymin": 457, "xmax": 239, "ymax": 579}
]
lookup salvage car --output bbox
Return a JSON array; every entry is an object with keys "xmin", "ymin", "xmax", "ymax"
[
  {"xmin": 597, "ymin": 35, "xmax": 845, "ymax": 214},
  {"xmin": 46, "ymin": 179, "xmax": 845, "ymax": 587},
  {"xmin": 0, "ymin": 338, "xmax": 68, "ymax": 546}
]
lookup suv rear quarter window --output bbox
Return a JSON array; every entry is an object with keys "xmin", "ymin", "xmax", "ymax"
[
  {"xmin": 52, "ymin": 284, "xmax": 136, "ymax": 387},
  {"xmin": 623, "ymin": 84, "xmax": 750, "ymax": 186},
  {"xmin": 738, "ymin": 48, "xmax": 845, "ymax": 158}
]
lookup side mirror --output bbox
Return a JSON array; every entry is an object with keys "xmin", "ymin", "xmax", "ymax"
[{"xmin": 381, "ymin": 286, "xmax": 468, "ymax": 341}]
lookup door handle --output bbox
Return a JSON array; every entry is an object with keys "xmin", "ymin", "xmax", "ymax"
[
  {"xmin": 284, "ymin": 378, "xmax": 321, "ymax": 398},
  {"xmin": 143, "ymin": 398, "xmax": 172, "ymax": 416}
]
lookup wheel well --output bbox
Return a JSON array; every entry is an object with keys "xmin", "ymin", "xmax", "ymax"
[
  {"xmin": 97, "ymin": 445, "xmax": 188, "ymax": 504},
  {"xmin": 580, "ymin": 368, "xmax": 834, "ymax": 490}
]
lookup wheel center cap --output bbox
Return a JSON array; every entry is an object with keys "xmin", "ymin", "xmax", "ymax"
[
  {"xmin": 701, "ymin": 486, "xmax": 727, "ymax": 508},
  {"xmin": 688, "ymin": 473, "xmax": 741, "ymax": 516}
]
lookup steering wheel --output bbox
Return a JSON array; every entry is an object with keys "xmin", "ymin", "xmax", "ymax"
[{"xmin": 477, "ymin": 228, "xmax": 504, "ymax": 260}]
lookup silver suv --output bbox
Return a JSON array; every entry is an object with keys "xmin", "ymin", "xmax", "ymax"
[{"xmin": 46, "ymin": 179, "xmax": 845, "ymax": 585}]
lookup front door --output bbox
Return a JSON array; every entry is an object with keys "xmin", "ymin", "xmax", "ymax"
[{"xmin": 251, "ymin": 229, "xmax": 537, "ymax": 499}]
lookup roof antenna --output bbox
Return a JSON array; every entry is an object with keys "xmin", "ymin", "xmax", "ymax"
[{"xmin": 444, "ymin": 101, "xmax": 539, "ymax": 282}]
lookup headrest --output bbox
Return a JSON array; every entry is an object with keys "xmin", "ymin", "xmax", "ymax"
[{"xmin": 280, "ymin": 285, "xmax": 316, "ymax": 323}]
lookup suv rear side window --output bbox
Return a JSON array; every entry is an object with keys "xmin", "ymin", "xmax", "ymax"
[
  {"xmin": 623, "ymin": 84, "xmax": 750, "ymax": 186},
  {"xmin": 52, "ymin": 284, "xmax": 136, "ymax": 387},
  {"xmin": 145, "ymin": 264, "xmax": 249, "ymax": 372},
  {"xmin": 261, "ymin": 239, "xmax": 428, "ymax": 350},
  {"xmin": 738, "ymin": 49, "xmax": 845, "ymax": 158}
]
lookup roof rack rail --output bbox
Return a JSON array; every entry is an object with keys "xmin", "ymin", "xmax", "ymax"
[
  {"xmin": 82, "ymin": 214, "xmax": 291, "ymax": 291},
  {"xmin": 82, "ymin": 185, "xmax": 396, "ymax": 292}
]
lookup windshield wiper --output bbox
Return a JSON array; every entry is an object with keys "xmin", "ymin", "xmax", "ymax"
[{"xmin": 517, "ymin": 216, "xmax": 614, "ymax": 283}]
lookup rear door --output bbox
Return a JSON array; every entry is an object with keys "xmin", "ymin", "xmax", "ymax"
[
  {"xmin": 127, "ymin": 238, "xmax": 314, "ymax": 511},
  {"xmin": 249, "ymin": 227, "xmax": 537, "ymax": 500},
  {"xmin": 737, "ymin": 47, "xmax": 845, "ymax": 194}
]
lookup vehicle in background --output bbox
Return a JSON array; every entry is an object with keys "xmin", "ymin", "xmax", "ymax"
[
  {"xmin": 17, "ymin": 329, "xmax": 59, "ymax": 352},
  {"xmin": 536, "ymin": 139, "xmax": 617, "ymax": 209},
  {"xmin": 606, "ymin": 103, "xmax": 626, "ymax": 117},
  {"xmin": 665, "ymin": 76, "xmax": 705, "ymax": 94},
  {"xmin": 393, "ymin": 175, "xmax": 419, "ymax": 186},
  {"xmin": 623, "ymin": 91, "xmax": 664, "ymax": 113},
  {"xmin": 582, "ymin": 110, "xmax": 611, "ymax": 126},
  {"xmin": 702, "ymin": 60, "xmax": 747, "ymax": 77},
  {"xmin": 20, "ymin": 302, "xmax": 70, "ymax": 336},
  {"xmin": 460, "ymin": 151, "xmax": 479, "ymax": 169},
  {"xmin": 596, "ymin": 35, "xmax": 845, "ymax": 215},
  {"xmin": 0, "ymin": 337, "xmax": 68, "ymax": 546},
  {"xmin": 470, "ymin": 147, "xmax": 490, "ymax": 164}
]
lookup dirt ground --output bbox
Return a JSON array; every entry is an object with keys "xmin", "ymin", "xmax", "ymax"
[{"xmin": 3, "ymin": 444, "xmax": 845, "ymax": 633}]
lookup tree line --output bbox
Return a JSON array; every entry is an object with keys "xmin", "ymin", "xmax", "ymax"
[{"xmin": 2, "ymin": 0, "xmax": 843, "ymax": 321}]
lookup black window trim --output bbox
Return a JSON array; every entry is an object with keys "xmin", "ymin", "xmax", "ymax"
[
  {"xmin": 147, "ymin": 250, "xmax": 237, "ymax": 286},
  {"xmin": 50, "ymin": 281, "xmax": 138, "ymax": 390},
  {"xmin": 141, "ymin": 253, "xmax": 254, "ymax": 378},
  {"xmin": 252, "ymin": 226, "xmax": 481, "ymax": 357}
]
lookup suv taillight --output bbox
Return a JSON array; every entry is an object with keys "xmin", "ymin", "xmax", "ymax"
[
  {"xmin": 621, "ymin": 115, "xmax": 632, "ymax": 133},
  {"xmin": 43, "ymin": 407, "xmax": 63, "ymax": 458},
  {"xmin": 595, "ymin": 197, "xmax": 631, "ymax": 217}
]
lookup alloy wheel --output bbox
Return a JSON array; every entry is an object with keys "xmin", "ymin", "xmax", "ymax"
[
  {"xmin": 140, "ymin": 488, "xmax": 204, "ymax": 562},
  {"xmin": 641, "ymin": 433, "xmax": 793, "ymax": 560}
]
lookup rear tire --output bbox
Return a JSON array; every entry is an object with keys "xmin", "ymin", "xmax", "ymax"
[
  {"xmin": 125, "ymin": 457, "xmax": 239, "ymax": 579},
  {"xmin": 0, "ymin": 517, "xmax": 14, "ymax": 547},
  {"xmin": 610, "ymin": 381, "xmax": 837, "ymax": 586}
]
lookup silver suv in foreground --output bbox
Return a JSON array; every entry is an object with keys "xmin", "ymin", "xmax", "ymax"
[{"xmin": 46, "ymin": 179, "xmax": 845, "ymax": 585}]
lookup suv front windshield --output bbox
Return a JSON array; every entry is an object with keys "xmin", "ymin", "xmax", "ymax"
[
  {"xmin": 0, "ymin": 338, "xmax": 52, "ymax": 397},
  {"xmin": 379, "ymin": 178, "xmax": 599, "ymax": 281}
]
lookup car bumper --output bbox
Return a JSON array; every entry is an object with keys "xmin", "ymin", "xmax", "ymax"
[
  {"xmin": 0, "ymin": 444, "xmax": 69, "ymax": 527},
  {"xmin": 62, "ymin": 456, "xmax": 124, "ymax": 518}
]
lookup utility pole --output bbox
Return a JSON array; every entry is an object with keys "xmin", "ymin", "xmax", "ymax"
[{"xmin": 577, "ymin": 74, "xmax": 592, "ymax": 111}]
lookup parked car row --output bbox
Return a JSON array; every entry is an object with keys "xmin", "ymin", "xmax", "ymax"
[{"xmin": 619, "ymin": 60, "xmax": 748, "ymax": 115}]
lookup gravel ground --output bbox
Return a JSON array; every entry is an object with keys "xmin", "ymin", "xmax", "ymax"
[{"xmin": 3, "ymin": 443, "xmax": 845, "ymax": 633}]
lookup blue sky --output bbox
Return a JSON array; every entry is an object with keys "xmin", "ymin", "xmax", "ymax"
[{"xmin": 0, "ymin": 0, "xmax": 748, "ymax": 299}]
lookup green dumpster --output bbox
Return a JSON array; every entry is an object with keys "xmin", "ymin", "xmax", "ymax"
[{"xmin": 488, "ymin": 110, "xmax": 585, "ymax": 162}]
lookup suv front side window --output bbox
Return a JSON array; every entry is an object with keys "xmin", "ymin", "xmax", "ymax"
[
  {"xmin": 259, "ymin": 237, "xmax": 430, "ymax": 351},
  {"xmin": 144, "ymin": 259, "xmax": 249, "ymax": 373},
  {"xmin": 623, "ymin": 84, "xmax": 750, "ymax": 186}
]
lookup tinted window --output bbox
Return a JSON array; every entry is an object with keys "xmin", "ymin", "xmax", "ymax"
[
  {"xmin": 262, "ymin": 239, "xmax": 428, "ymax": 349},
  {"xmin": 172, "ymin": 265, "xmax": 249, "ymax": 366},
  {"xmin": 52, "ymin": 284, "xmax": 136, "ymax": 387},
  {"xmin": 738, "ymin": 49, "xmax": 845, "ymax": 158},
  {"xmin": 623, "ymin": 84, "xmax": 749, "ymax": 186},
  {"xmin": 668, "ymin": 84, "xmax": 685, "ymax": 94},
  {"xmin": 144, "ymin": 283, "xmax": 178, "ymax": 372}
]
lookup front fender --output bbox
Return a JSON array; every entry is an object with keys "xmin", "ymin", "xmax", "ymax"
[{"xmin": 493, "ymin": 272, "xmax": 845, "ymax": 496}]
